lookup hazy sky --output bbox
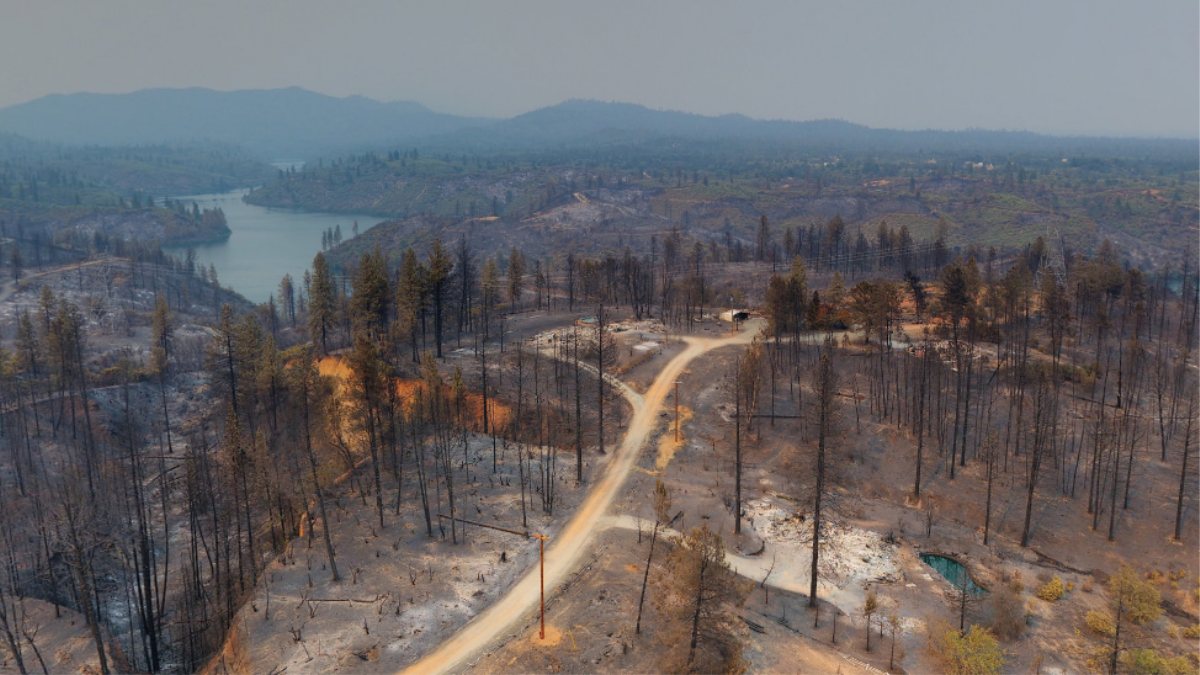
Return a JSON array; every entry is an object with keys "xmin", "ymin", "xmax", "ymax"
[{"xmin": 3, "ymin": 1, "xmax": 1196, "ymax": 137}]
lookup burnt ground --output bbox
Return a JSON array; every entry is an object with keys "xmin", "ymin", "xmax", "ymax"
[
  {"xmin": 464, "ymin": 325, "xmax": 1199, "ymax": 675},
  {"xmin": 0, "ymin": 600, "xmax": 128, "ymax": 674},
  {"xmin": 464, "ymin": 330, "xmax": 913, "ymax": 675},
  {"xmin": 213, "ymin": 432, "xmax": 627, "ymax": 674},
  {"xmin": 211, "ymin": 315, "xmax": 667, "ymax": 673},
  {"xmin": 0, "ymin": 258, "xmax": 259, "ymax": 673},
  {"xmin": 468, "ymin": 527, "xmax": 885, "ymax": 675},
  {"xmin": 10, "ymin": 263, "xmax": 1192, "ymax": 674},
  {"xmin": 0, "ymin": 257, "xmax": 251, "ymax": 372}
]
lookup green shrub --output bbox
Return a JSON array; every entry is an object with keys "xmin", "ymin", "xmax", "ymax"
[{"xmin": 1183, "ymin": 624, "xmax": 1200, "ymax": 639}]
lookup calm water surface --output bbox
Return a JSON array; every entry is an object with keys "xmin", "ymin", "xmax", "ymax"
[{"xmin": 165, "ymin": 189, "xmax": 382, "ymax": 304}]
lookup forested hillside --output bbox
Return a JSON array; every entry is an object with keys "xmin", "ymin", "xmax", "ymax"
[
  {"xmin": 0, "ymin": 116, "xmax": 1195, "ymax": 674},
  {"xmin": 252, "ymin": 143, "xmax": 1198, "ymax": 271},
  {"xmin": 0, "ymin": 88, "xmax": 491, "ymax": 158},
  {"xmin": 0, "ymin": 135, "xmax": 278, "ymax": 257},
  {"xmin": 0, "ymin": 134, "xmax": 274, "ymax": 196}
]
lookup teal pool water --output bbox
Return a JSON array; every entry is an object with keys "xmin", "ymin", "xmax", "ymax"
[{"xmin": 920, "ymin": 553, "xmax": 989, "ymax": 596}]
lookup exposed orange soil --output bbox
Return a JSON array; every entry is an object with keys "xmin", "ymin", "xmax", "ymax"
[{"xmin": 317, "ymin": 355, "xmax": 511, "ymax": 429}]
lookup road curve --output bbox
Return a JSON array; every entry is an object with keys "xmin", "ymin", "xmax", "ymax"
[{"xmin": 401, "ymin": 322, "xmax": 762, "ymax": 675}]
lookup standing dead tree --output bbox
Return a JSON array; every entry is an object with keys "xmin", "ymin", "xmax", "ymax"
[
  {"xmin": 348, "ymin": 335, "xmax": 387, "ymax": 531},
  {"xmin": 728, "ymin": 340, "xmax": 761, "ymax": 534},
  {"xmin": 421, "ymin": 353, "xmax": 459, "ymax": 544},
  {"xmin": 982, "ymin": 432, "xmax": 1000, "ymax": 546},
  {"xmin": 594, "ymin": 305, "xmax": 615, "ymax": 457},
  {"xmin": 636, "ymin": 480, "xmax": 672, "ymax": 634},
  {"xmin": 573, "ymin": 325, "xmax": 584, "ymax": 483},
  {"xmin": 290, "ymin": 347, "xmax": 340, "ymax": 582},
  {"xmin": 804, "ymin": 340, "xmax": 842, "ymax": 624},
  {"xmin": 1175, "ymin": 389, "xmax": 1197, "ymax": 541},
  {"xmin": 1021, "ymin": 372, "xmax": 1056, "ymax": 548}
]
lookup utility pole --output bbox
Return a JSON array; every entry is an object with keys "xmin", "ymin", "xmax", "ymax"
[
  {"xmin": 534, "ymin": 533, "xmax": 549, "ymax": 639},
  {"xmin": 674, "ymin": 380, "xmax": 681, "ymax": 442},
  {"xmin": 436, "ymin": 514, "xmax": 551, "ymax": 639}
]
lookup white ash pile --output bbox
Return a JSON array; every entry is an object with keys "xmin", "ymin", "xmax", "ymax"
[{"xmin": 746, "ymin": 498, "xmax": 902, "ymax": 587}]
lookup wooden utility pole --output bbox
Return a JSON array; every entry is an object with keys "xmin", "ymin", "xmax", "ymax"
[
  {"xmin": 436, "ymin": 514, "xmax": 551, "ymax": 639},
  {"xmin": 674, "ymin": 380, "xmax": 681, "ymax": 442},
  {"xmin": 534, "ymin": 533, "xmax": 549, "ymax": 639}
]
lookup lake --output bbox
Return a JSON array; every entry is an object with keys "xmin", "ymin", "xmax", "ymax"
[{"xmin": 165, "ymin": 189, "xmax": 384, "ymax": 304}]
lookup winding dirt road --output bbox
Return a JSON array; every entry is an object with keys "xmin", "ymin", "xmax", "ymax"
[
  {"xmin": 401, "ymin": 321, "xmax": 763, "ymax": 675},
  {"xmin": 0, "ymin": 257, "xmax": 114, "ymax": 304}
]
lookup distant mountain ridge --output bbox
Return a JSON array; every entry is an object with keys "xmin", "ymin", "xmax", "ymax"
[
  {"xmin": 496, "ymin": 99, "xmax": 868, "ymax": 140},
  {"xmin": 0, "ymin": 88, "xmax": 1193, "ymax": 159},
  {"xmin": 478, "ymin": 100, "xmax": 1193, "ymax": 156},
  {"xmin": 0, "ymin": 87, "xmax": 492, "ymax": 158}
]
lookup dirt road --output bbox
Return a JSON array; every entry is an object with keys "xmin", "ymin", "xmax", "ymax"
[
  {"xmin": 401, "ymin": 321, "xmax": 763, "ymax": 675},
  {"xmin": 0, "ymin": 257, "xmax": 115, "ymax": 305}
]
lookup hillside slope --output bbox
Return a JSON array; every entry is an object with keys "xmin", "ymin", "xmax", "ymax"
[{"xmin": 0, "ymin": 88, "xmax": 493, "ymax": 158}]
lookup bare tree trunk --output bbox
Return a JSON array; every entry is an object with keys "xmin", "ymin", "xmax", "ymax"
[
  {"xmin": 574, "ymin": 328, "xmax": 583, "ymax": 482},
  {"xmin": 735, "ymin": 358, "xmax": 742, "ymax": 535},
  {"xmin": 301, "ymin": 371, "xmax": 339, "ymax": 581},
  {"xmin": 635, "ymin": 522, "xmax": 658, "ymax": 634},
  {"xmin": 1175, "ymin": 391, "xmax": 1196, "ymax": 541}
]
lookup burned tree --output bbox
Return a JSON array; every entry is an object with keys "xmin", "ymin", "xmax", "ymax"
[
  {"xmin": 806, "ymin": 342, "xmax": 841, "ymax": 621},
  {"xmin": 594, "ymin": 305, "xmax": 616, "ymax": 457},
  {"xmin": 290, "ymin": 347, "xmax": 340, "ymax": 581},
  {"xmin": 636, "ymin": 479, "xmax": 672, "ymax": 634},
  {"xmin": 653, "ymin": 524, "xmax": 749, "ymax": 674}
]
